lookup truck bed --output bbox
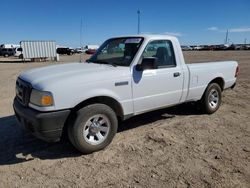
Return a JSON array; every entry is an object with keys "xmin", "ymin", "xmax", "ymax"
[{"xmin": 185, "ymin": 61, "xmax": 238, "ymax": 101}]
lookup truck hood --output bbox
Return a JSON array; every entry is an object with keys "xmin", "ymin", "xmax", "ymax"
[{"xmin": 19, "ymin": 62, "xmax": 130, "ymax": 90}]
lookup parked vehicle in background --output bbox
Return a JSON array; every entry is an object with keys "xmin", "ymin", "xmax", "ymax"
[
  {"xmin": 0, "ymin": 44, "xmax": 19, "ymax": 49},
  {"xmin": 171, "ymin": 43, "xmax": 248, "ymax": 51},
  {"xmin": 74, "ymin": 47, "xmax": 84, "ymax": 53},
  {"xmin": 244, "ymin": 45, "xmax": 250, "ymax": 50},
  {"xmin": 226, "ymin": 45, "xmax": 236, "ymax": 50},
  {"xmin": 13, "ymin": 35, "xmax": 239, "ymax": 154},
  {"xmin": 200, "ymin": 45, "xmax": 213, "ymax": 51},
  {"xmin": 193, "ymin": 45, "xmax": 203, "ymax": 50},
  {"xmin": 84, "ymin": 45, "xmax": 99, "ymax": 51},
  {"xmin": 0, "ymin": 48, "xmax": 15, "ymax": 57},
  {"xmin": 233, "ymin": 45, "xmax": 244, "ymax": 50},
  {"xmin": 57, "ymin": 47, "xmax": 74, "ymax": 55},
  {"xmin": 85, "ymin": 48, "xmax": 97, "ymax": 54},
  {"xmin": 14, "ymin": 47, "xmax": 23, "ymax": 58},
  {"xmin": 212, "ymin": 45, "xmax": 226, "ymax": 51},
  {"xmin": 181, "ymin": 45, "xmax": 192, "ymax": 51},
  {"xmin": 83, "ymin": 44, "xmax": 99, "ymax": 54},
  {"xmin": 0, "ymin": 44, "xmax": 19, "ymax": 57}
]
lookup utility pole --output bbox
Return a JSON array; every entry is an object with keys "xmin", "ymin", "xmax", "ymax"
[
  {"xmin": 137, "ymin": 10, "xmax": 141, "ymax": 34},
  {"xmin": 80, "ymin": 18, "xmax": 83, "ymax": 63},
  {"xmin": 244, "ymin": 38, "xmax": 247, "ymax": 45},
  {"xmin": 225, "ymin": 29, "xmax": 229, "ymax": 44}
]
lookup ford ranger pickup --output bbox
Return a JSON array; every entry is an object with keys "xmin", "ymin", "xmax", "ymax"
[{"xmin": 13, "ymin": 35, "xmax": 239, "ymax": 153}]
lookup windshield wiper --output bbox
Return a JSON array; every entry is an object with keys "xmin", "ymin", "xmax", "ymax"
[{"xmin": 89, "ymin": 60, "xmax": 117, "ymax": 67}]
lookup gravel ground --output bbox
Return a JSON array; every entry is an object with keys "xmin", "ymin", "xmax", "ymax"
[{"xmin": 0, "ymin": 51, "xmax": 249, "ymax": 188}]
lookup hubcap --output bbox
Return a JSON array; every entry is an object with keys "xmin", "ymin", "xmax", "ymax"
[
  {"xmin": 83, "ymin": 114, "xmax": 110, "ymax": 145},
  {"xmin": 208, "ymin": 89, "xmax": 219, "ymax": 109}
]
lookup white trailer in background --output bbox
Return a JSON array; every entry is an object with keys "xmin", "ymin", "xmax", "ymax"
[{"xmin": 20, "ymin": 41, "xmax": 57, "ymax": 61}]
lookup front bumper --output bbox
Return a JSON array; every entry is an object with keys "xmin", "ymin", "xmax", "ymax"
[{"xmin": 13, "ymin": 98, "xmax": 70, "ymax": 142}]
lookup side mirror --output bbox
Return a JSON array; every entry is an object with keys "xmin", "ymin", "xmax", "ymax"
[{"xmin": 135, "ymin": 57, "xmax": 157, "ymax": 71}]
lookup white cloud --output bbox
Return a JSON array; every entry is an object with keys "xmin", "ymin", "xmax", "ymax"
[
  {"xmin": 229, "ymin": 27, "xmax": 250, "ymax": 33},
  {"xmin": 207, "ymin": 27, "xmax": 219, "ymax": 31},
  {"xmin": 163, "ymin": 32, "xmax": 182, "ymax": 37},
  {"xmin": 207, "ymin": 26, "xmax": 250, "ymax": 33}
]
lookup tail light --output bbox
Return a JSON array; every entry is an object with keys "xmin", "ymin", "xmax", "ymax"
[{"xmin": 235, "ymin": 66, "xmax": 239, "ymax": 77}]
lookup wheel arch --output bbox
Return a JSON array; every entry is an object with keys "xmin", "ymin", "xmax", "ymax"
[
  {"xmin": 208, "ymin": 77, "xmax": 225, "ymax": 91},
  {"xmin": 73, "ymin": 96, "xmax": 124, "ymax": 117},
  {"xmin": 61, "ymin": 95, "xmax": 124, "ymax": 140},
  {"xmin": 200, "ymin": 77, "xmax": 224, "ymax": 101},
  {"xmin": 199, "ymin": 77, "xmax": 223, "ymax": 114}
]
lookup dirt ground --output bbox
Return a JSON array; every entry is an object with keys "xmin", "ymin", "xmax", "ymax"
[{"xmin": 0, "ymin": 51, "xmax": 249, "ymax": 187}]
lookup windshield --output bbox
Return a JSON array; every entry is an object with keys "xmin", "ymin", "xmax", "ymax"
[{"xmin": 88, "ymin": 37, "xmax": 144, "ymax": 67}]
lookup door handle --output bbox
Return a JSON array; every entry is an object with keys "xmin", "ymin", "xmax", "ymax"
[{"xmin": 173, "ymin": 72, "xmax": 181, "ymax": 77}]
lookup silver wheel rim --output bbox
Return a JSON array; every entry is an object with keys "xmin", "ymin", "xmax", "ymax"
[
  {"xmin": 208, "ymin": 89, "xmax": 219, "ymax": 109},
  {"xmin": 83, "ymin": 114, "xmax": 110, "ymax": 145}
]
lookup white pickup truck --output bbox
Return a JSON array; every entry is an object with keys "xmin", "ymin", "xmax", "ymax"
[{"xmin": 14, "ymin": 35, "xmax": 239, "ymax": 153}]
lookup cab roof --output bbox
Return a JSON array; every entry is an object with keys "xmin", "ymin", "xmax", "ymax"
[{"xmin": 110, "ymin": 34, "xmax": 178, "ymax": 41}]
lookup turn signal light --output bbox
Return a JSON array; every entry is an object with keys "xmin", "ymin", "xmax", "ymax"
[{"xmin": 41, "ymin": 95, "xmax": 53, "ymax": 106}]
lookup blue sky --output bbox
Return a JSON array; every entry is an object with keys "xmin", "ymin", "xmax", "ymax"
[{"xmin": 1, "ymin": 0, "xmax": 250, "ymax": 46}]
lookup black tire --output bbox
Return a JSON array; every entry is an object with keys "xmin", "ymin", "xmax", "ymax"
[
  {"xmin": 200, "ymin": 83, "xmax": 222, "ymax": 114},
  {"xmin": 19, "ymin": 54, "xmax": 23, "ymax": 59},
  {"xmin": 68, "ymin": 104, "xmax": 118, "ymax": 154}
]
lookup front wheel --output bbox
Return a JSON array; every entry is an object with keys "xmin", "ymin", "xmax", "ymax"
[
  {"xmin": 199, "ymin": 83, "xmax": 222, "ymax": 114},
  {"xmin": 68, "ymin": 104, "xmax": 118, "ymax": 154}
]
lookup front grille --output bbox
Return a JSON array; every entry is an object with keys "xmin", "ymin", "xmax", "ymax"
[{"xmin": 16, "ymin": 78, "xmax": 32, "ymax": 106}]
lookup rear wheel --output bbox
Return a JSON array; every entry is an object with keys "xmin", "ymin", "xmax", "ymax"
[
  {"xmin": 68, "ymin": 104, "xmax": 118, "ymax": 154},
  {"xmin": 200, "ymin": 83, "xmax": 222, "ymax": 114},
  {"xmin": 19, "ymin": 54, "xmax": 23, "ymax": 59}
]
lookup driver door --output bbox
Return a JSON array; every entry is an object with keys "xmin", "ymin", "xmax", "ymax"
[{"xmin": 132, "ymin": 40, "xmax": 184, "ymax": 114}]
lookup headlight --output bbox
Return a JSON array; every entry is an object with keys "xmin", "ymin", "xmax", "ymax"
[{"xmin": 30, "ymin": 89, "xmax": 54, "ymax": 107}]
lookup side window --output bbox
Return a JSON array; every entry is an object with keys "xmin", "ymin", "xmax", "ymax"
[{"xmin": 142, "ymin": 40, "xmax": 176, "ymax": 68}]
